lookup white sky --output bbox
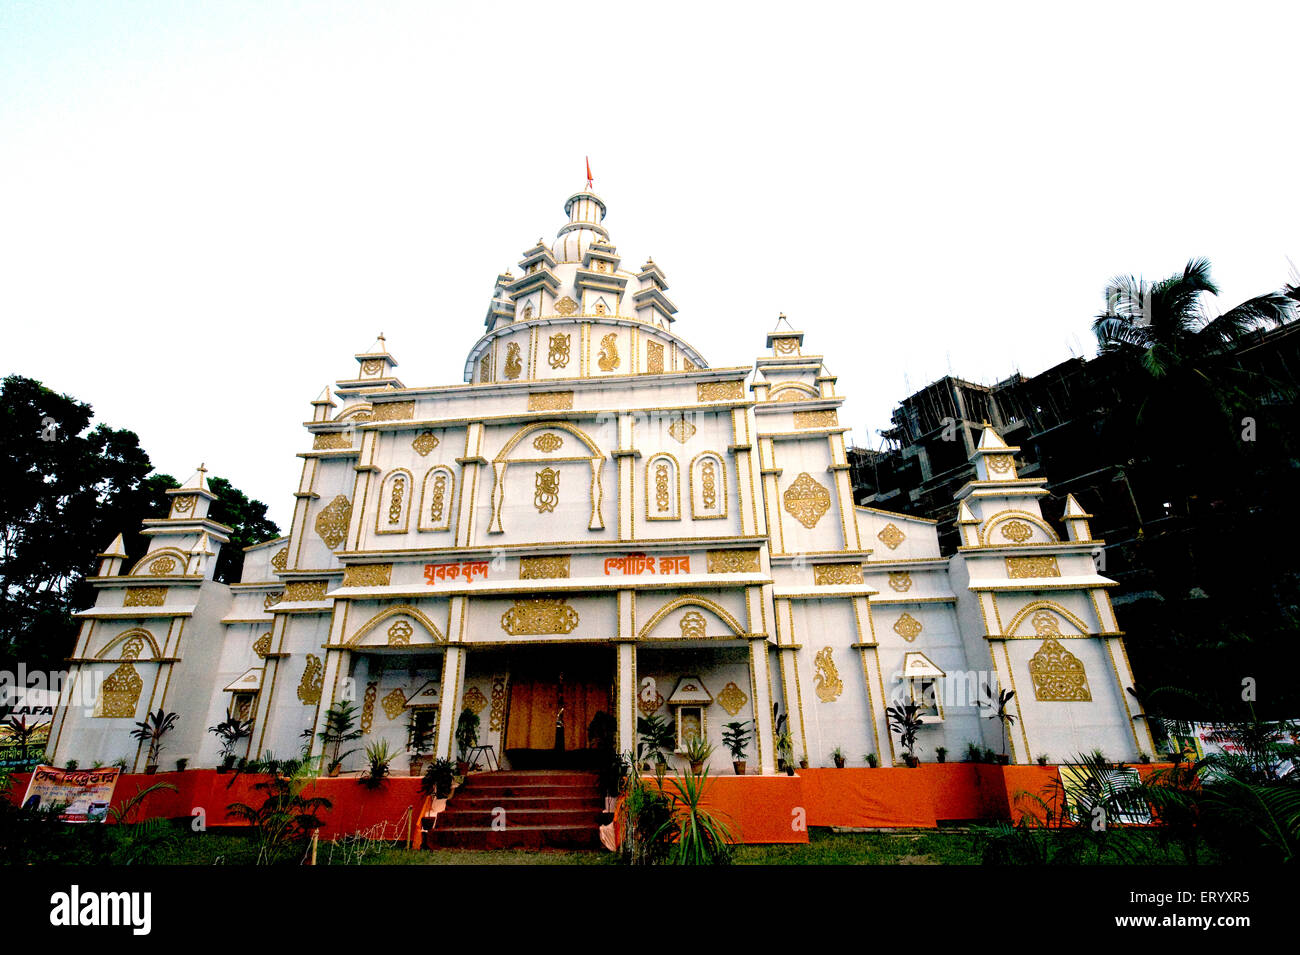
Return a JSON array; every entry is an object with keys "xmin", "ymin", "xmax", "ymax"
[{"xmin": 3, "ymin": 2, "xmax": 1296, "ymax": 530}]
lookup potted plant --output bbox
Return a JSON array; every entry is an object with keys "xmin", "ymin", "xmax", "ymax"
[
  {"xmin": 865, "ymin": 752, "xmax": 878, "ymax": 768},
  {"xmin": 421, "ymin": 756, "xmax": 458, "ymax": 800},
  {"xmin": 360, "ymin": 738, "xmax": 393, "ymax": 789},
  {"xmin": 799, "ymin": 752, "xmax": 810, "ymax": 770},
  {"xmin": 406, "ymin": 715, "xmax": 434, "ymax": 777},
  {"xmin": 1036, "ymin": 754, "xmax": 1049, "ymax": 766},
  {"xmin": 776, "ymin": 728, "xmax": 795, "ymax": 776},
  {"xmin": 885, "ymin": 700, "xmax": 924, "ymax": 767},
  {"xmin": 208, "ymin": 713, "xmax": 253, "ymax": 773},
  {"xmin": 454, "ymin": 707, "xmax": 480, "ymax": 774},
  {"xmin": 636, "ymin": 714, "xmax": 676, "ymax": 777},
  {"xmin": 935, "ymin": 746, "xmax": 947, "ymax": 764},
  {"xmin": 721, "ymin": 720, "xmax": 751, "ymax": 775},
  {"xmin": 683, "ymin": 734, "xmax": 713, "ymax": 775},
  {"xmin": 317, "ymin": 700, "xmax": 362, "ymax": 776},
  {"xmin": 831, "ymin": 746, "xmax": 846, "ymax": 769},
  {"xmin": 130, "ymin": 709, "xmax": 179, "ymax": 774},
  {"xmin": 979, "ymin": 684, "xmax": 1017, "ymax": 765},
  {"xmin": 175, "ymin": 758, "xmax": 188, "ymax": 772}
]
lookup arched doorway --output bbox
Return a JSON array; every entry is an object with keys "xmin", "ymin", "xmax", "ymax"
[{"xmin": 503, "ymin": 646, "xmax": 614, "ymax": 769}]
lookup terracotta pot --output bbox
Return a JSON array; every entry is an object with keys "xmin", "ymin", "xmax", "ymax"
[
  {"xmin": 329, "ymin": 763, "xmax": 341, "ymax": 777},
  {"xmin": 996, "ymin": 754, "xmax": 1010, "ymax": 766},
  {"xmin": 904, "ymin": 755, "xmax": 920, "ymax": 768},
  {"xmin": 799, "ymin": 759, "xmax": 809, "ymax": 769},
  {"xmin": 833, "ymin": 756, "xmax": 846, "ymax": 768},
  {"xmin": 145, "ymin": 765, "xmax": 158, "ymax": 775},
  {"xmin": 689, "ymin": 760, "xmax": 704, "ymax": 774},
  {"xmin": 732, "ymin": 760, "xmax": 746, "ymax": 776}
]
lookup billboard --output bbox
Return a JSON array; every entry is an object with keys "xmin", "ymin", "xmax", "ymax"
[{"xmin": 18, "ymin": 765, "xmax": 120, "ymax": 823}]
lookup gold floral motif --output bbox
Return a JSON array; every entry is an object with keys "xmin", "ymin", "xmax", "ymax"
[
  {"xmin": 264, "ymin": 591, "xmax": 283, "ymax": 610},
  {"xmin": 462, "ymin": 686, "xmax": 488, "ymax": 716},
  {"xmin": 503, "ymin": 342, "xmax": 523, "ymax": 380},
  {"xmin": 371, "ymin": 401, "xmax": 415, "ymax": 422},
  {"xmin": 429, "ymin": 473, "xmax": 448, "ymax": 524},
  {"xmin": 124, "ymin": 587, "xmax": 166, "ymax": 607},
  {"xmin": 773, "ymin": 337, "xmax": 799, "ymax": 355},
  {"xmin": 361, "ymin": 359, "xmax": 383, "ymax": 375},
  {"xmin": 646, "ymin": 340, "xmax": 664, "ymax": 374},
  {"xmin": 480, "ymin": 353, "xmax": 492, "ymax": 382},
  {"xmin": 893, "ymin": 613, "xmax": 923, "ymax": 642},
  {"xmin": 597, "ymin": 333, "xmax": 620, "ymax": 371},
  {"xmin": 655, "ymin": 463, "xmax": 670, "ymax": 512},
  {"xmin": 814, "ymin": 647, "xmax": 844, "ymax": 702},
  {"xmin": 547, "ymin": 333, "xmax": 571, "ymax": 369},
  {"xmin": 706, "ymin": 549, "xmax": 760, "ymax": 574},
  {"xmin": 520, "ymin": 555, "xmax": 570, "ymax": 579},
  {"xmin": 986, "ymin": 454, "xmax": 1015, "ymax": 474},
  {"xmin": 716, "ymin": 682, "xmax": 748, "ymax": 716},
  {"xmin": 697, "ymin": 380, "xmax": 744, "ymax": 402},
  {"xmin": 783, "ymin": 472, "xmax": 831, "ymax": 529},
  {"xmin": 343, "ymin": 564, "xmax": 392, "ymax": 587},
  {"xmin": 793, "ymin": 410, "xmax": 838, "ymax": 428},
  {"xmin": 638, "ymin": 688, "xmax": 664, "ymax": 717},
  {"xmin": 313, "ymin": 432, "xmax": 351, "ymax": 450},
  {"xmin": 1006, "ymin": 556, "xmax": 1061, "ymax": 579},
  {"xmin": 314, "ymin": 495, "xmax": 352, "ymax": 550},
  {"xmin": 683, "ymin": 359, "xmax": 696, "ymax": 371},
  {"xmin": 812, "ymin": 564, "xmax": 863, "ymax": 585},
  {"xmin": 701, "ymin": 460, "xmax": 717, "ymax": 509},
  {"xmin": 888, "ymin": 571, "xmax": 913, "ymax": 592},
  {"xmin": 877, "ymin": 523, "xmax": 905, "ymax": 550},
  {"xmin": 1001, "ymin": 520, "xmax": 1033, "ymax": 543},
  {"xmin": 388, "ymin": 475, "xmax": 406, "ymax": 524},
  {"xmin": 1029, "ymin": 638, "xmax": 1092, "ymax": 702},
  {"xmin": 98, "ymin": 662, "xmax": 143, "ymax": 718},
  {"xmin": 668, "ymin": 414, "xmax": 696, "ymax": 444},
  {"xmin": 270, "ymin": 548, "xmax": 288, "ymax": 572},
  {"xmin": 387, "ymin": 619, "xmax": 413, "ymax": 646},
  {"xmin": 253, "ymin": 632, "xmax": 272, "ymax": 658},
  {"xmin": 171, "ymin": 495, "xmax": 195, "ymax": 515},
  {"xmin": 121, "ymin": 634, "xmax": 145, "ymax": 659},
  {"xmin": 412, "ymin": 431, "xmax": 440, "ymax": 456},
  {"xmin": 554, "ymin": 296, "xmax": 579, "ymax": 316},
  {"xmin": 148, "ymin": 556, "xmax": 176, "ymax": 575},
  {"xmin": 521, "ymin": 303, "xmax": 533, "ymax": 319},
  {"xmin": 489, "ymin": 675, "xmax": 507, "ymax": 732},
  {"xmin": 297, "ymin": 655, "xmax": 323, "ymax": 705},
  {"xmin": 360, "ymin": 682, "xmax": 378, "ymax": 733},
  {"xmin": 285, "ymin": 581, "xmax": 328, "ymax": 602},
  {"xmin": 500, "ymin": 598, "xmax": 579, "ymax": 635},
  {"xmin": 528, "ymin": 391, "xmax": 573, "ymax": 411},
  {"xmin": 381, "ymin": 688, "xmax": 406, "ymax": 720},
  {"xmin": 594, "ymin": 301, "xmax": 607, "ymax": 316},
  {"xmin": 680, "ymin": 611, "xmax": 707, "ymax": 639},
  {"xmin": 535, "ymin": 467, "xmax": 560, "ymax": 513},
  {"xmin": 532, "ymin": 432, "xmax": 563, "ymax": 452}
]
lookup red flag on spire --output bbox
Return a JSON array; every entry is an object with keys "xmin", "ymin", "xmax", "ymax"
[{"xmin": 585, "ymin": 156, "xmax": 593, "ymax": 191}]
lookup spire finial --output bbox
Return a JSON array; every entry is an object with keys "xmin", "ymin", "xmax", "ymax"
[{"xmin": 585, "ymin": 156, "xmax": 593, "ymax": 191}]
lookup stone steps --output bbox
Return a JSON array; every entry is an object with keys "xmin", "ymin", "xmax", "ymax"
[{"xmin": 423, "ymin": 770, "xmax": 606, "ymax": 851}]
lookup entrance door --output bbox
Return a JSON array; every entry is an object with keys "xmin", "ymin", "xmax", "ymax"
[{"xmin": 503, "ymin": 652, "xmax": 612, "ymax": 768}]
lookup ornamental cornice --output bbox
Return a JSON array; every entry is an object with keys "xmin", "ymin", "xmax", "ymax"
[{"xmin": 335, "ymin": 534, "xmax": 770, "ymax": 561}]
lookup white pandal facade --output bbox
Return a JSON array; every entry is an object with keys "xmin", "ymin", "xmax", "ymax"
[{"xmin": 49, "ymin": 187, "xmax": 1156, "ymax": 774}]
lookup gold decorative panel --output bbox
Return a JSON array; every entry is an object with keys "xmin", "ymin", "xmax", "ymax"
[
  {"xmin": 534, "ymin": 467, "xmax": 560, "ymax": 513},
  {"xmin": 814, "ymin": 647, "xmax": 843, "ymax": 702},
  {"xmin": 773, "ymin": 337, "xmax": 799, "ymax": 355},
  {"xmin": 654, "ymin": 462, "xmax": 670, "ymax": 512},
  {"xmin": 387, "ymin": 619, "xmax": 413, "ymax": 646},
  {"xmin": 668, "ymin": 414, "xmax": 697, "ymax": 444},
  {"xmin": 877, "ymin": 523, "xmax": 905, "ymax": 550},
  {"xmin": 547, "ymin": 333, "xmax": 571, "ymax": 369},
  {"xmin": 462, "ymin": 686, "xmax": 488, "ymax": 716},
  {"xmin": 554, "ymin": 295, "xmax": 579, "ymax": 316},
  {"xmin": 360, "ymin": 682, "xmax": 378, "ymax": 734},
  {"xmin": 148, "ymin": 556, "xmax": 177, "ymax": 575},
  {"xmin": 532, "ymin": 432, "xmax": 563, "ymax": 453},
  {"xmin": 888, "ymin": 571, "xmax": 913, "ymax": 592},
  {"xmin": 893, "ymin": 613, "xmax": 923, "ymax": 642},
  {"xmin": 412, "ymin": 431, "xmax": 440, "ymax": 456},
  {"xmin": 252, "ymin": 632, "xmax": 272, "ymax": 658},
  {"xmin": 489, "ymin": 675, "xmax": 507, "ymax": 732},
  {"xmin": 679, "ymin": 611, "xmax": 707, "ymax": 639},
  {"xmin": 639, "ymin": 688, "xmax": 664, "ymax": 717},
  {"xmin": 371, "ymin": 401, "xmax": 415, "ymax": 422},
  {"xmin": 98, "ymin": 662, "xmax": 143, "ymax": 718},
  {"xmin": 701, "ymin": 460, "xmax": 718, "ymax": 509},
  {"xmin": 343, "ymin": 564, "xmax": 393, "ymax": 588},
  {"xmin": 597, "ymin": 333, "xmax": 620, "ymax": 371},
  {"xmin": 500, "ymin": 598, "xmax": 579, "ymax": 635},
  {"xmin": 783, "ymin": 472, "xmax": 831, "ymax": 529},
  {"xmin": 646, "ymin": 340, "xmax": 664, "ymax": 375},
  {"xmin": 428, "ymin": 471, "xmax": 449, "ymax": 526},
  {"xmin": 313, "ymin": 432, "xmax": 351, "ymax": 450},
  {"xmin": 270, "ymin": 548, "xmax": 288, "ymax": 572},
  {"xmin": 285, "ymin": 580, "xmax": 328, "ymax": 602},
  {"xmin": 480, "ymin": 353, "xmax": 492, "ymax": 382},
  {"xmin": 1006, "ymin": 556, "xmax": 1061, "ymax": 578},
  {"xmin": 717, "ymin": 682, "xmax": 748, "ymax": 716},
  {"xmin": 1029, "ymin": 638, "xmax": 1092, "ymax": 702},
  {"xmin": 793, "ymin": 410, "xmax": 838, "ymax": 429},
  {"xmin": 314, "ymin": 495, "xmax": 352, "ymax": 549},
  {"xmin": 171, "ymin": 495, "xmax": 195, "ymax": 515},
  {"xmin": 520, "ymin": 555, "xmax": 570, "ymax": 579},
  {"xmin": 381, "ymin": 688, "xmax": 406, "ymax": 720},
  {"xmin": 986, "ymin": 454, "xmax": 1015, "ymax": 475},
  {"xmin": 813, "ymin": 563, "xmax": 863, "ymax": 585},
  {"xmin": 1001, "ymin": 520, "xmax": 1033, "ymax": 543},
  {"xmin": 387, "ymin": 475, "xmax": 406, "ymax": 524},
  {"xmin": 124, "ymin": 587, "xmax": 166, "ymax": 607},
  {"xmin": 528, "ymin": 391, "xmax": 573, "ymax": 411},
  {"xmin": 697, "ymin": 380, "xmax": 744, "ymax": 402},
  {"xmin": 361, "ymin": 359, "xmax": 383, "ymax": 375},
  {"xmin": 264, "ymin": 591, "xmax": 283, "ymax": 610},
  {"xmin": 297, "ymin": 654, "xmax": 323, "ymax": 705},
  {"xmin": 706, "ymin": 549, "xmax": 760, "ymax": 574},
  {"xmin": 503, "ymin": 342, "xmax": 523, "ymax": 380}
]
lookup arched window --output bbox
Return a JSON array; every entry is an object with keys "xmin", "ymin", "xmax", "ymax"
[
  {"xmin": 646, "ymin": 454, "xmax": 680, "ymax": 521},
  {"xmin": 419, "ymin": 466, "xmax": 456, "ymax": 533},
  {"xmin": 375, "ymin": 469, "xmax": 413, "ymax": 535},
  {"xmin": 690, "ymin": 452, "xmax": 727, "ymax": 520}
]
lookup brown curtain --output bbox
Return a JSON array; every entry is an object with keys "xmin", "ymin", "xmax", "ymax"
[{"xmin": 506, "ymin": 680, "xmax": 610, "ymax": 750}]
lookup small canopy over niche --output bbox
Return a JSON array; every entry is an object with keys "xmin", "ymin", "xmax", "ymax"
[{"xmin": 667, "ymin": 675, "xmax": 713, "ymax": 752}]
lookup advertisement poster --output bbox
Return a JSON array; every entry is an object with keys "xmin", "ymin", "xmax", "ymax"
[{"xmin": 18, "ymin": 766, "xmax": 120, "ymax": 823}]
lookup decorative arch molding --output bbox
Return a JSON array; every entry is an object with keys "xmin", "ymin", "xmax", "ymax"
[
  {"xmin": 488, "ymin": 421, "xmax": 606, "ymax": 533},
  {"xmin": 334, "ymin": 404, "xmax": 373, "ymax": 422},
  {"xmin": 418, "ymin": 466, "xmax": 456, "ymax": 532},
  {"xmin": 127, "ymin": 548, "xmax": 190, "ymax": 577},
  {"xmin": 376, "ymin": 469, "xmax": 414, "ymax": 535},
  {"xmin": 979, "ymin": 509, "xmax": 1060, "ymax": 546},
  {"xmin": 346, "ymin": 605, "xmax": 446, "ymax": 648},
  {"xmin": 646, "ymin": 453, "xmax": 680, "ymax": 521},
  {"xmin": 689, "ymin": 451, "xmax": 727, "ymax": 520},
  {"xmin": 638, "ymin": 595, "xmax": 746, "ymax": 640},
  {"xmin": 1004, "ymin": 600, "xmax": 1091, "ymax": 638},
  {"xmin": 96, "ymin": 627, "xmax": 163, "ymax": 661},
  {"xmin": 766, "ymin": 381, "xmax": 818, "ymax": 402}
]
